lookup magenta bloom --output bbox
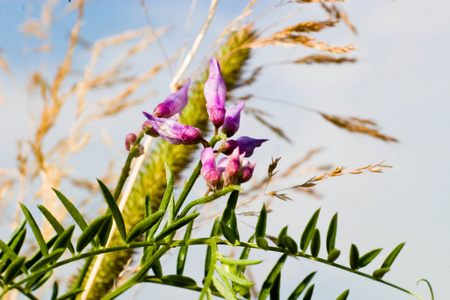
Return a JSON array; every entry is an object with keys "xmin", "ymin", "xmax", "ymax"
[
  {"xmin": 201, "ymin": 147, "xmax": 222, "ymax": 191},
  {"xmin": 220, "ymin": 101, "xmax": 245, "ymax": 137},
  {"xmin": 240, "ymin": 161, "xmax": 256, "ymax": 183},
  {"xmin": 143, "ymin": 112, "xmax": 204, "ymax": 145},
  {"xmin": 223, "ymin": 147, "xmax": 245, "ymax": 186},
  {"xmin": 154, "ymin": 79, "xmax": 191, "ymax": 118},
  {"xmin": 204, "ymin": 58, "xmax": 226, "ymax": 128},
  {"xmin": 218, "ymin": 136, "xmax": 268, "ymax": 157}
]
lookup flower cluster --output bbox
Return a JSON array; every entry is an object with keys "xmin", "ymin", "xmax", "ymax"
[{"xmin": 134, "ymin": 58, "xmax": 267, "ymax": 191}]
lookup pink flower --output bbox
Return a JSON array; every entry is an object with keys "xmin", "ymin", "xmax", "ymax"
[
  {"xmin": 153, "ymin": 79, "xmax": 191, "ymax": 118},
  {"xmin": 220, "ymin": 101, "xmax": 245, "ymax": 137}
]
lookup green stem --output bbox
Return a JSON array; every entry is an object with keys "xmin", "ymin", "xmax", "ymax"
[
  {"xmin": 0, "ymin": 286, "xmax": 39, "ymax": 300},
  {"xmin": 113, "ymin": 132, "xmax": 145, "ymax": 201},
  {"xmin": 101, "ymin": 245, "xmax": 170, "ymax": 300},
  {"xmin": 179, "ymin": 185, "xmax": 242, "ymax": 218},
  {"xmin": 142, "ymin": 276, "xmax": 224, "ymax": 298}
]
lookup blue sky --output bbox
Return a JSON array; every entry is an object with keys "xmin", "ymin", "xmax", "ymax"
[{"xmin": 1, "ymin": 1, "xmax": 450, "ymax": 299}]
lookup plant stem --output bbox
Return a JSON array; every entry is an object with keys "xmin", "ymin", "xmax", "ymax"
[{"xmin": 200, "ymin": 237, "xmax": 219, "ymax": 299}]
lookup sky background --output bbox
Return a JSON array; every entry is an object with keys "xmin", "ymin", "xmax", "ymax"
[{"xmin": 1, "ymin": 0, "xmax": 450, "ymax": 299}]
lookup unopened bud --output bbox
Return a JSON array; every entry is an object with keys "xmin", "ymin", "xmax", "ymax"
[
  {"xmin": 125, "ymin": 133, "xmax": 137, "ymax": 151},
  {"xmin": 142, "ymin": 120, "xmax": 159, "ymax": 137}
]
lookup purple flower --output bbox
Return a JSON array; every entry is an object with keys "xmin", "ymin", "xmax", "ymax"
[
  {"xmin": 220, "ymin": 101, "xmax": 245, "ymax": 137},
  {"xmin": 218, "ymin": 136, "xmax": 268, "ymax": 157},
  {"xmin": 142, "ymin": 120, "xmax": 160, "ymax": 137},
  {"xmin": 143, "ymin": 112, "xmax": 204, "ymax": 145},
  {"xmin": 223, "ymin": 147, "xmax": 245, "ymax": 186},
  {"xmin": 239, "ymin": 161, "xmax": 256, "ymax": 183},
  {"xmin": 201, "ymin": 147, "xmax": 222, "ymax": 191},
  {"xmin": 153, "ymin": 79, "xmax": 191, "ymax": 118},
  {"xmin": 204, "ymin": 58, "xmax": 226, "ymax": 128}
]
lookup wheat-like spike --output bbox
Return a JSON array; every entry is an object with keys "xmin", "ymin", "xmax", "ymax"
[{"xmin": 77, "ymin": 27, "xmax": 256, "ymax": 300}]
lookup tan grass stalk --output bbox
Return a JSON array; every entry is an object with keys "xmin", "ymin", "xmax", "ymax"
[{"xmin": 170, "ymin": 0, "xmax": 218, "ymax": 91}]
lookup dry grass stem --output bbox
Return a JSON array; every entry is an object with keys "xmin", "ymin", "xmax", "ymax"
[
  {"xmin": 321, "ymin": 113, "xmax": 399, "ymax": 142},
  {"xmin": 170, "ymin": 0, "xmax": 218, "ymax": 91},
  {"xmin": 294, "ymin": 54, "xmax": 356, "ymax": 64}
]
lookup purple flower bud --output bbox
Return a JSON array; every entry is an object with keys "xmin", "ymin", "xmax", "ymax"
[
  {"xmin": 201, "ymin": 147, "xmax": 222, "ymax": 191},
  {"xmin": 153, "ymin": 79, "xmax": 191, "ymax": 118},
  {"xmin": 204, "ymin": 58, "xmax": 227, "ymax": 128},
  {"xmin": 240, "ymin": 162, "xmax": 256, "ymax": 183},
  {"xmin": 143, "ymin": 112, "xmax": 204, "ymax": 145},
  {"xmin": 142, "ymin": 120, "xmax": 160, "ymax": 137},
  {"xmin": 220, "ymin": 101, "xmax": 245, "ymax": 137},
  {"xmin": 125, "ymin": 133, "xmax": 137, "ymax": 151},
  {"xmin": 218, "ymin": 136, "xmax": 268, "ymax": 157},
  {"xmin": 223, "ymin": 147, "xmax": 245, "ymax": 186}
]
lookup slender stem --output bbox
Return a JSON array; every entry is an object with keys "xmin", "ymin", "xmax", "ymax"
[
  {"xmin": 101, "ymin": 246, "xmax": 171, "ymax": 300},
  {"xmin": 1, "ymin": 286, "xmax": 39, "ymax": 300},
  {"xmin": 179, "ymin": 185, "xmax": 242, "ymax": 218},
  {"xmin": 113, "ymin": 132, "xmax": 145, "ymax": 201},
  {"xmin": 142, "ymin": 276, "xmax": 224, "ymax": 298}
]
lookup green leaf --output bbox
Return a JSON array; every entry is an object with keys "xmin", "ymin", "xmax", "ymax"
[
  {"xmin": 283, "ymin": 236, "xmax": 298, "ymax": 254},
  {"xmin": 0, "ymin": 239, "xmax": 18, "ymax": 264},
  {"xmin": 358, "ymin": 248, "xmax": 382, "ymax": 268},
  {"xmin": 0, "ymin": 227, "xmax": 26, "ymax": 273},
  {"xmin": 212, "ymin": 276, "xmax": 235, "ymax": 300},
  {"xmin": 55, "ymin": 288, "xmax": 84, "ymax": 300},
  {"xmin": 221, "ymin": 190, "xmax": 240, "ymax": 225},
  {"xmin": 303, "ymin": 284, "xmax": 315, "ymax": 300},
  {"xmin": 417, "ymin": 279, "xmax": 434, "ymax": 300},
  {"xmin": 255, "ymin": 203, "xmax": 267, "ymax": 239},
  {"xmin": 97, "ymin": 216, "xmax": 113, "ymax": 247},
  {"xmin": 310, "ymin": 229, "xmax": 321, "ymax": 258},
  {"xmin": 97, "ymin": 179, "xmax": 126, "ymax": 242},
  {"xmin": 52, "ymin": 188, "xmax": 88, "ymax": 230},
  {"xmin": 51, "ymin": 281, "xmax": 59, "ymax": 300},
  {"xmin": 277, "ymin": 226, "xmax": 288, "ymax": 248},
  {"xmin": 176, "ymin": 213, "xmax": 194, "ymax": 276},
  {"xmin": 161, "ymin": 275, "xmax": 197, "ymax": 287},
  {"xmin": 229, "ymin": 212, "xmax": 240, "ymax": 242},
  {"xmin": 258, "ymin": 254, "xmax": 287, "ymax": 300},
  {"xmin": 270, "ymin": 272, "xmax": 281, "ymax": 300},
  {"xmin": 237, "ymin": 235, "xmax": 254, "ymax": 273},
  {"xmin": 287, "ymin": 271, "xmax": 316, "ymax": 300},
  {"xmin": 220, "ymin": 221, "xmax": 238, "ymax": 245},
  {"xmin": 38, "ymin": 205, "xmax": 75, "ymax": 254},
  {"xmin": 349, "ymin": 244, "xmax": 359, "ymax": 270},
  {"xmin": 154, "ymin": 213, "xmax": 200, "ymax": 242},
  {"xmin": 20, "ymin": 203, "xmax": 48, "ymax": 256},
  {"xmin": 256, "ymin": 237, "xmax": 269, "ymax": 250},
  {"xmin": 381, "ymin": 242, "xmax": 405, "ymax": 269},
  {"xmin": 30, "ymin": 270, "xmax": 53, "ymax": 291},
  {"xmin": 3, "ymin": 256, "xmax": 26, "ymax": 284},
  {"xmin": 25, "ymin": 235, "xmax": 57, "ymax": 270},
  {"xmin": 161, "ymin": 162, "xmax": 175, "ymax": 212},
  {"xmin": 217, "ymin": 255, "xmax": 263, "ymax": 266},
  {"xmin": 205, "ymin": 218, "xmax": 220, "ymax": 277},
  {"xmin": 373, "ymin": 267, "xmax": 390, "ymax": 279},
  {"xmin": 126, "ymin": 210, "xmax": 166, "ymax": 244},
  {"xmin": 216, "ymin": 265, "xmax": 254, "ymax": 287},
  {"xmin": 76, "ymin": 215, "xmax": 109, "ymax": 252},
  {"xmin": 327, "ymin": 249, "xmax": 341, "ymax": 263},
  {"xmin": 167, "ymin": 194, "xmax": 176, "ymax": 227},
  {"xmin": 300, "ymin": 208, "xmax": 321, "ymax": 253},
  {"xmin": 151, "ymin": 258, "xmax": 163, "ymax": 278},
  {"xmin": 30, "ymin": 248, "xmax": 65, "ymax": 272},
  {"xmin": 336, "ymin": 289, "xmax": 350, "ymax": 300},
  {"xmin": 52, "ymin": 225, "xmax": 75, "ymax": 254},
  {"xmin": 326, "ymin": 213, "xmax": 338, "ymax": 253}
]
